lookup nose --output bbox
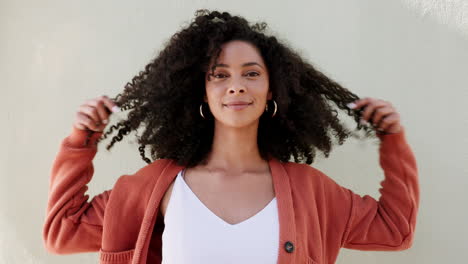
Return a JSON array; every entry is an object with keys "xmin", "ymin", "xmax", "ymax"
[
  {"xmin": 228, "ymin": 77, "xmax": 246, "ymax": 94},
  {"xmin": 229, "ymin": 87, "xmax": 245, "ymax": 94}
]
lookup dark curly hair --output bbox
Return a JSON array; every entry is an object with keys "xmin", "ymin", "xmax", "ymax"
[{"xmin": 92, "ymin": 9, "xmax": 379, "ymax": 168}]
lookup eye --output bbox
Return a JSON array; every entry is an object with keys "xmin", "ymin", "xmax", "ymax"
[
  {"xmin": 214, "ymin": 73, "xmax": 229, "ymax": 79},
  {"xmin": 246, "ymin": 72, "xmax": 259, "ymax": 77}
]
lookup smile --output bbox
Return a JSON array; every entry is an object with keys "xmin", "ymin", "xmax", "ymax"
[{"xmin": 223, "ymin": 103, "xmax": 252, "ymax": 110}]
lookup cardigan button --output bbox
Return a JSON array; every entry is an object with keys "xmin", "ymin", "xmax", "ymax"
[{"xmin": 284, "ymin": 241, "xmax": 294, "ymax": 253}]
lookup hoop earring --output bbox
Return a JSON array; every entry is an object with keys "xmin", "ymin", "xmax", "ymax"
[
  {"xmin": 265, "ymin": 100, "xmax": 277, "ymax": 117},
  {"xmin": 199, "ymin": 103, "xmax": 205, "ymax": 119}
]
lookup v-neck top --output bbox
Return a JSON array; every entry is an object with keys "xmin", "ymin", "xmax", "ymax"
[{"xmin": 161, "ymin": 169, "xmax": 279, "ymax": 263}]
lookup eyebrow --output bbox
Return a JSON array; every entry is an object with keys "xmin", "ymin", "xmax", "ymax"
[{"xmin": 213, "ymin": 62, "xmax": 264, "ymax": 69}]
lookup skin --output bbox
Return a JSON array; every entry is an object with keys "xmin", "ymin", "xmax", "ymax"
[
  {"xmin": 72, "ymin": 41, "xmax": 404, "ymax": 225},
  {"xmin": 202, "ymin": 40, "xmax": 273, "ymax": 173},
  {"xmin": 160, "ymin": 40, "xmax": 276, "ymax": 225},
  {"xmin": 159, "ymin": 43, "xmax": 404, "ymax": 225},
  {"xmin": 73, "ymin": 95, "xmax": 118, "ymax": 132},
  {"xmin": 347, "ymin": 97, "xmax": 403, "ymax": 134}
]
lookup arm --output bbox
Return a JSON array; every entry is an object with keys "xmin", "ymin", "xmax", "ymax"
[
  {"xmin": 332, "ymin": 127, "xmax": 420, "ymax": 251},
  {"xmin": 320, "ymin": 127, "xmax": 419, "ymax": 251},
  {"xmin": 43, "ymin": 127, "xmax": 110, "ymax": 254}
]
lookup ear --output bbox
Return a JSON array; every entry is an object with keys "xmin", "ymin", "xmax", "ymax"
[
  {"xmin": 267, "ymin": 91, "xmax": 272, "ymax": 100},
  {"xmin": 204, "ymin": 95, "xmax": 208, "ymax": 103}
]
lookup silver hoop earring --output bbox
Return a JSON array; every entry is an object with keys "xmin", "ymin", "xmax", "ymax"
[
  {"xmin": 199, "ymin": 103, "xmax": 205, "ymax": 119},
  {"xmin": 265, "ymin": 100, "xmax": 277, "ymax": 117}
]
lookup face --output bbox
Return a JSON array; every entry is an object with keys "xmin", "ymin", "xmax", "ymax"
[{"xmin": 204, "ymin": 40, "xmax": 272, "ymax": 128}]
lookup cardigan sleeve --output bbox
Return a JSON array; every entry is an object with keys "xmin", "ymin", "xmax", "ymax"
[
  {"xmin": 43, "ymin": 126, "xmax": 110, "ymax": 254},
  {"xmin": 340, "ymin": 126, "xmax": 419, "ymax": 251},
  {"xmin": 319, "ymin": 126, "xmax": 419, "ymax": 251}
]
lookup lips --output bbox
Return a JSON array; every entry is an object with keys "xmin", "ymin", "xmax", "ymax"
[
  {"xmin": 222, "ymin": 101, "xmax": 253, "ymax": 111},
  {"xmin": 223, "ymin": 101, "xmax": 253, "ymax": 106}
]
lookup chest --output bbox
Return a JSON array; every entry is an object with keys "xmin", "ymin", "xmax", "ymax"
[{"xmin": 159, "ymin": 169, "xmax": 275, "ymax": 225}]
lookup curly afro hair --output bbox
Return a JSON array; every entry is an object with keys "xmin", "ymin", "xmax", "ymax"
[{"xmin": 93, "ymin": 9, "xmax": 379, "ymax": 168}]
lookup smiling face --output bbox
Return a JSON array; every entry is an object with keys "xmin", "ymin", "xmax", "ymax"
[{"xmin": 204, "ymin": 40, "xmax": 272, "ymax": 128}]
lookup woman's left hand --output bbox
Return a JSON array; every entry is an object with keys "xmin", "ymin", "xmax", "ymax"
[{"xmin": 347, "ymin": 97, "xmax": 402, "ymax": 134}]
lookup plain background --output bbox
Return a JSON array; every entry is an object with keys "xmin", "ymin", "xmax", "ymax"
[{"xmin": 1, "ymin": 0, "xmax": 467, "ymax": 263}]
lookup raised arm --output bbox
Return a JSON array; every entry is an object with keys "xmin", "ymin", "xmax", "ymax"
[
  {"xmin": 43, "ymin": 95, "xmax": 119, "ymax": 254},
  {"xmin": 43, "ymin": 127, "xmax": 110, "ymax": 253},
  {"xmin": 340, "ymin": 127, "xmax": 419, "ymax": 250},
  {"xmin": 332, "ymin": 98, "xmax": 420, "ymax": 250},
  {"xmin": 316, "ymin": 126, "xmax": 419, "ymax": 254}
]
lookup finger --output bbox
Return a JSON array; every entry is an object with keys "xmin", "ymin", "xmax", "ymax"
[
  {"xmin": 371, "ymin": 106, "xmax": 394, "ymax": 126},
  {"xmin": 88, "ymin": 99, "xmax": 110, "ymax": 124},
  {"xmin": 361, "ymin": 100, "xmax": 387, "ymax": 122},
  {"xmin": 347, "ymin": 97, "xmax": 371, "ymax": 109},
  {"xmin": 74, "ymin": 123, "xmax": 87, "ymax": 130},
  {"xmin": 100, "ymin": 95, "xmax": 120, "ymax": 113},
  {"xmin": 76, "ymin": 112, "xmax": 105, "ymax": 132},
  {"xmin": 79, "ymin": 104, "xmax": 102, "ymax": 125},
  {"xmin": 379, "ymin": 113, "xmax": 399, "ymax": 131}
]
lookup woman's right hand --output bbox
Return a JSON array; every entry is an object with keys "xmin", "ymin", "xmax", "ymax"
[{"xmin": 73, "ymin": 95, "xmax": 120, "ymax": 132}]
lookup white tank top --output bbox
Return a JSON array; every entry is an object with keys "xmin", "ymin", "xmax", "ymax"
[{"xmin": 161, "ymin": 169, "xmax": 279, "ymax": 264}]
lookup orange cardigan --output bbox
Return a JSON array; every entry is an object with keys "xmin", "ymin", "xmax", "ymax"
[{"xmin": 43, "ymin": 126, "xmax": 419, "ymax": 264}]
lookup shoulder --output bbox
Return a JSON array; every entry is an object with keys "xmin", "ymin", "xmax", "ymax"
[
  {"xmin": 281, "ymin": 161, "xmax": 347, "ymax": 192},
  {"xmin": 111, "ymin": 158, "xmax": 175, "ymax": 196},
  {"xmin": 105, "ymin": 158, "xmax": 177, "ymax": 217},
  {"xmin": 282, "ymin": 161, "xmax": 328, "ymax": 182}
]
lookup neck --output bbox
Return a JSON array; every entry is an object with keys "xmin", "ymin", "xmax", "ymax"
[{"xmin": 202, "ymin": 120, "xmax": 268, "ymax": 174}]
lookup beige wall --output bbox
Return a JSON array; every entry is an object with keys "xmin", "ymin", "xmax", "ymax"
[{"xmin": 1, "ymin": 0, "xmax": 467, "ymax": 263}]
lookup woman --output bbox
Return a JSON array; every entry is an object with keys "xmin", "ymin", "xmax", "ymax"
[{"xmin": 43, "ymin": 9, "xmax": 419, "ymax": 264}]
